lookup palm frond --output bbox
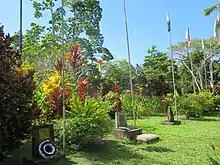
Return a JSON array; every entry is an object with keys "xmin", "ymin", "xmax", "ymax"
[{"xmin": 204, "ymin": 4, "xmax": 220, "ymax": 16}]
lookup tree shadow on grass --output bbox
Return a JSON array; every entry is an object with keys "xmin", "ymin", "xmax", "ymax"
[
  {"xmin": 140, "ymin": 146, "xmax": 174, "ymax": 153},
  {"xmin": 209, "ymin": 157, "xmax": 220, "ymax": 165},
  {"xmin": 75, "ymin": 140, "xmax": 170, "ymax": 165},
  {"xmin": 194, "ymin": 118, "xmax": 220, "ymax": 122},
  {"xmin": 79, "ymin": 140, "xmax": 143, "ymax": 163},
  {"xmin": 54, "ymin": 157, "xmax": 79, "ymax": 165}
]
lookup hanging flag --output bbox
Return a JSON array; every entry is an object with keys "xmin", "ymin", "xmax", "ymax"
[
  {"xmin": 166, "ymin": 15, "xmax": 171, "ymax": 32},
  {"xmin": 185, "ymin": 28, "xmax": 191, "ymax": 48},
  {"xmin": 214, "ymin": 14, "xmax": 220, "ymax": 40},
  {"xmin": 201, "ymin": 38, "xmax": 205, "ymax": 50}
]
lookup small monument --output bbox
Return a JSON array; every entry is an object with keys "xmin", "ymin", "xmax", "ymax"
[
  {"xmin": 115, "ymin": 111, "xmax": 142, "ymax": 141},
  {"xmin": 161, "ymin": 106, "xmax": 181, "ymax": 125},
  {"xmin": 23, "ymin": 124, "xmax": 64, "ymax": 165},
  {"xmin": 167, "ymin": 106, "xmax": 174, "ymax": 122}
]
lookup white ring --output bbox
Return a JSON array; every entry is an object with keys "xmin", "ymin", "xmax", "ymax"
[
  {"xmin": 42, "ymin": 143, "xmax": 55, "ymax": 155},
  {"xmin": 38, "ymin": 140, "xmax": 57, "ymax": 159}
]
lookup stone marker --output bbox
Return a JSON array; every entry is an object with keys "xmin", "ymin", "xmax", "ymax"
[
  {"xmin": 115, "ymin": 111, "xmax": 127, "ymax": 128},
  {"xmin": 167, "ymin": 106, "xmax": 174, "ymax": 122},
  {"xmin": 136, "ymin": 134, "xmax": 159, "ymax": 143},
  {"xmin": 161, "ymin": 106, "xmax": 181, "ymax": 125},
  {"xmin": 115, "ymin": 111, "xmax": 142, "ymax": 141}
]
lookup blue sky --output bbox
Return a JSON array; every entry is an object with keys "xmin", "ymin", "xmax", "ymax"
[{"xmin": 0, "ymin": 0, "xmax": 219, "ymax": 64}]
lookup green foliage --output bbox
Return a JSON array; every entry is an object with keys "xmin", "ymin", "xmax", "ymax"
[
  {"xmin": 144, "ymin": 96, "xmax": 168, "ymax": 115},
  {"xmin": 54, "ymin": 93, "xmax": 113, "ymax": 151},
  {"xmin": 0, "ymin": 26, "xmax": 35, "ymax": 161},
  {"xmin": 120, "ymin": 93, "xmax": 145, "ymax": 117},
  {"xmin": 204, "ymin": 4, "xmax": 220, "ymax": 16},
  {"xmin": 168, "ymin": 91, "xmax": 215, "ymax": 118},
  {"xmin": 143, "ymin": 45, "xmax": 174, "ymax": 96},
  {"xmin": 103, "ymin": 60, "xmax": 135, "ymax": 91},
  {"xmin": 120, "ymin": 93, "xmax": 166, "ymax": 117}
]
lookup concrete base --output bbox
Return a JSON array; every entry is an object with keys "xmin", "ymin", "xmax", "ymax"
[
  {"xmin": 136, "ymin": 134, "xmax": 159, "ymax": 143},
  {"xmin": 115, "ymin": 126, "xmax": 142, "ymax": 141},
  {"xmin": 160, "ymin": 120, "xmax": 181, "ymax": 125}
]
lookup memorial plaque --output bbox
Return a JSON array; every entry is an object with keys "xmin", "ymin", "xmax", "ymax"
[
  {"xmin": 115, "ymin": 111, "xmax": 127, "ymax": 128},
  {"xmin": 32, "ymin": 124, "xmax": 54, "ymax": 159}
]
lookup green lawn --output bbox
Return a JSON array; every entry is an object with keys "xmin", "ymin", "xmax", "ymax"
[{"xmin": 5, "ymin": 116, "xmax": 220, "ymax": 165}]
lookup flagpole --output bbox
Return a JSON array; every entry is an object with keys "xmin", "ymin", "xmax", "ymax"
[
  {"xmin": 167, "ymin": 14, "xmax": 178, "ymax": 120},
  {"xmin": 186, "ymin": 28, "xmax": 195, "ymax": 93},
  {"xmin": 202, "ymin": 38, "xmax": 208, "ymax": 90},
  {"xmin": 209, "ymin": 43, "xmax": 214, "ymax": 94},
  {"xmin": 123, "ymin": 0, "xmax": 136, "ymax": 126},
  {"xmin": 61, "ymin": 0, "xmax": 66, "ymax": 153}
]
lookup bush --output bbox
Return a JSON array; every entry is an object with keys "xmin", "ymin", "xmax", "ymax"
[
  {"xmin": 169, "ymin": 91, "xmax": 215, "ymax": 118},
  {"xmin": 213, "ymin": 95, "xmax": 220, "ymax": 111},
  {"xmin": 120, "ymin": 93, "xmax": 167, "ymax": 117},
  {"xmin": 143, "ymin": 96, "xmax": 168, "ymax": 115},
  {"xmin": 120, "ymin": 93, "xmax": 146, "ymax": 117},
  {"xmin": 54, "ymin": 93, "xmax": 113, "ymax": 152},
  {"xmin": 0, "ymin": 25, "xmax": 35, "ymax": 161}
]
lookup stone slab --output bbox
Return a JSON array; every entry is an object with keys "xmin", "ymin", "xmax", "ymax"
[
  {"xmin": 115, "ymin": 126, "xmax": 142, "ymax": 141},
  {"xmin": 136, "ymin": 134, "xmax": 159, "ymax": 143},
  {"xmin": 160, "ymin": 120, "xmax": 181, "ymax": 125}
]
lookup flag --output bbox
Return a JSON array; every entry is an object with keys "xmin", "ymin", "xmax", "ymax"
[
  {"xmin": 201, "ymin": 38, "xmax": 205, "ymax": 50},
  {"xmin": 166, "ymin": 15, "xmax": 171, "ymax": 32},
  {"xmin": 185, "ymin": 28, "xmax": 191, "ymax": 48},
  {"xmin": 214, "ymin": 14, "xmax": 220, "ymax": 40}
]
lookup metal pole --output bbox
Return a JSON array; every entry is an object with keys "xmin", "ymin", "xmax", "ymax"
[
  {"xmin": 188, "ymin": 48, "xmax": 195, "ymax": 93},
  {"xmin": 169, "ymin": 26, "xmax": 177, "ymax": 120},
  {"xmin": 123, "ymin": 0, "xmax": 136, "ymax": 126},
  {"xmin": 19, "ymin": 0, "xmax": 22, "ymax": 57},
  {"xmin": 209, "ymin": 43, "xmax": 214, "ymax": 94},
  {"xmin": 204, "ymin": 53, "xmax": 208, "ymax": 90},
  {"xmin": 61, "ymin": 0, "xmax": 66, "ymax": 153}
]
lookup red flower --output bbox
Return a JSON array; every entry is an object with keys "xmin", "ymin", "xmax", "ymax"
[
  {"xmin": 78, "ymin": 77, "xmax": 90, "ymax": 101},
  {"xmin": 69, "ymin": 43, "xmax": 81, "ymax": 70},
  {"xmin": 49, "ymin": 87, "xmax": 71, "ymax": 115},
  {"xmin": 16, "ymin": 69, "xmax": 23, "ymax": 81},
  {"xmin": 114, "ymin": 84, "xmax": 121, "ymax": 95},
  {"xmin": 55, "ymin": 57, "xmax": 63, "ymax": 73}
]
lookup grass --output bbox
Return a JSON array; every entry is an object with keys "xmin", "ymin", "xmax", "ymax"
[{"xmin": 4, "ymin": 115, "xmax": 220, "ymax": 165}]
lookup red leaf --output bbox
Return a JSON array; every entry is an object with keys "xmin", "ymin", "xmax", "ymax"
[{"xmin": 55, "ymin": 57, "xmax": 63, "ymax": 73}]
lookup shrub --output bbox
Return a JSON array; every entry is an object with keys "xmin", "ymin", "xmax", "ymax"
[
  {"xmin": 54, "ymin": 92, "xmax": 113, "ymax": 151},
  {"xmin": 0, "ymin": 25, "xmax": 35, "ymax": 161},
  {"xmin": 143, "ymin": 96, "xmax": 168, "ymax": 115},
  {"xmin": 120, "ymin": 93, "xmax": 145, "ymax": 117},
  {"xmin": 213, "ymin": 95, "xmax": 220, "ymax": 111},
  {"xmin": 120, "ymin": 93, "xmax": 167, "ymax": 117},
  {"xmin": 169, "ymin": 91, "xmax": 215, "ymax": 118}
]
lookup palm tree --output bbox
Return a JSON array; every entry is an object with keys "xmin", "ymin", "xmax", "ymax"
[{"xmin": 204, "ymin": 4, "xmax": 220, "ymax": 16}]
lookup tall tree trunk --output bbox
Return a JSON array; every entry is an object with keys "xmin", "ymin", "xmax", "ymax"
[
  {"xmin": 209, "ymin": 57, "xmax": 214, "ymax": 93},
  {"xmin": 181, "ymin": 59, "xmax": 201, "ymax": 92},
  {"xmin": 198, "ymin": 69, "xmax": 203, "ymax": 89}
]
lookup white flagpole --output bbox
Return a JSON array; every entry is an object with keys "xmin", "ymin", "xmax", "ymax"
[
  {"xmin": 167, "ymin": 14, "xmax": 178, "ymax": 120},
  {"xmin": 202, "ymin": 38, "xmax": 208, "ymax": 90},
  {"xmin": 61, "ymin": 0, "xmax": 66, "ymax": 153},
  {"xmin": 186, "ymin": 28, "xmax": 195, "ymax": 93},
  {"xmin": 123, "ymin": 0, "xmax": 136, "ymax": 126}
]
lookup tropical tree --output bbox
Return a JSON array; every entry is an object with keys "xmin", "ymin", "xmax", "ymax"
[
  {"xmin": 24, "ymin": 0, "xmax": 113, "ymax": 70},
  {"xmin": 204, "ymin": 3, "xmax": 220, "ymax": 16}
]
